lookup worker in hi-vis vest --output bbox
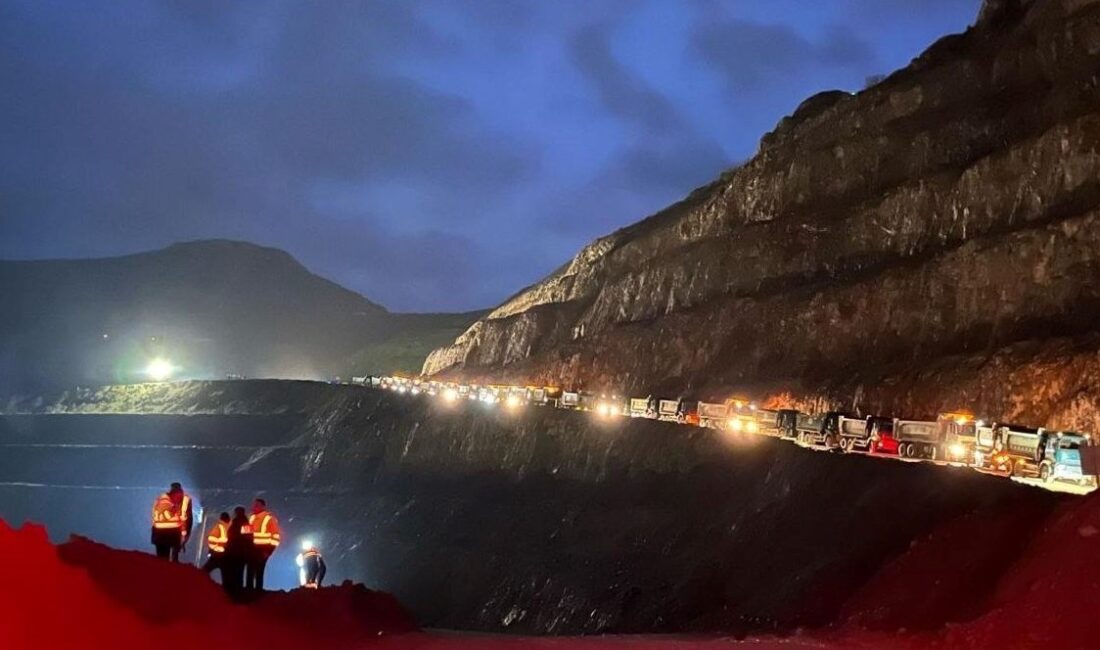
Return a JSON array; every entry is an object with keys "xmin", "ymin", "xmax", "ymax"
[
  {"xmin": 246, "ymin": 498, "xmax": 281, "ymax": 591},
  {"xmin": 202, "ymin": 512, "xmax": 231, "ymax": 581},
  {"xmin": 150, "ymin": 482, "xmax": 193, "ymax": 562},
  {"xmin": 296, "ymin": 540, "xmax": 327, "ymax": 589}
]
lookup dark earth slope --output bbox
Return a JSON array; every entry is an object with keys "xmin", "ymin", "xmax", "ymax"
[
  {"xmin": 0, "ymin": 380, "xmax": 1066, "ymax": 635},
  {"xmin": 0, "ymin": 240, "xmax": 482, "ymax": 392},
  {"xmin": 424, "ymin": 0, "xmax": 1100, "ymax": 430}
]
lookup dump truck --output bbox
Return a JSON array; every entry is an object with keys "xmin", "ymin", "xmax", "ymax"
[
  {"xmin": 836, "ymin": 415, "xmax": 871, "ymax": 451},
  {"xmin": 657, "ymin": 398, "xmax": 699, "ymax": 425},
  {"xmin": 795, "ymin": 411, "xmax": 842, "ymax": 448},
  {"xmin": 697, "ymin": 401, "xmax": 730, "ymax": 429},
  {"xmin": 657, "ymin": 399, "xmax": 680, "ymax": 422},
  {"xmin": 1038, "ymin": 432, "xmax": 1098, "ymax": 486},
  {"xmin": 525, "ymin": 386, "xmax": 547, "ymax": 405},
  {"xmin": 629, "ymin": 397, "xmax": 657, "ymax": 418},
  {"xmin": 560, "ymin": 391, "xmax": 581, "ymax": 409},
  {"xmin": 975, "ymin": 425, "xmax": 1096, "ymax": 485},
  {"xmin": 975, "ymin": 423, "xmax": 1044, "ymax": 475},
  {"xmin": 751, "ymin": 408, "xmax": 781, "ymax": 436},
  {"xmin": 893, "ymin": 412, "xmax": 978, "ymax": 461}
]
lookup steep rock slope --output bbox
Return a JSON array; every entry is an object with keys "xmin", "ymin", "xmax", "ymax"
[{"xmin": 425, "ymin": 0, "xmax": 1100, "ymax": 426}]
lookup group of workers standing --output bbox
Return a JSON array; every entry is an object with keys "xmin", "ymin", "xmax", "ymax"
[{"xmin": 149, "ymin": 482, "xmax": 326, "ymax": 597}]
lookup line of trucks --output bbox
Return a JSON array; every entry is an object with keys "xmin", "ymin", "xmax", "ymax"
[{"xmin": 351, "ymin": 375, "xmax": 1099, "ymax": 490}]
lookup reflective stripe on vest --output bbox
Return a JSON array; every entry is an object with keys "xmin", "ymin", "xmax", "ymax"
[
  {"xmin": 207, "ymin": 521, "xmax": 228, "ymax": 553},
  {"xmin": 250, "ymin": 513, "xmax": 280, "ymax": 547},
  {"xmin": 151, "ymin": 494, "xmax": 181, "ymax": 529}
]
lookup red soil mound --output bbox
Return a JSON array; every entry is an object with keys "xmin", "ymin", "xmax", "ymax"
[
  {"xmin": 840, "ymin": 492, "xmax": 1100, "ymax": 649},
  {"xmin": 0, "ymin": 519, "xmax": 415, "ymax": 650}
]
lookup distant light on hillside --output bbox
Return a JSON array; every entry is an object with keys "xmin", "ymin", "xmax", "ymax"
[{"xmin": 145, "ymin": 358, "xmax": 174, "ymax": 381}]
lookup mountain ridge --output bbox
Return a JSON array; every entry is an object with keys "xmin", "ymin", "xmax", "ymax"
[{"xmin": 0, "ymin": 239, "xmax": 481, "ymax": 391}]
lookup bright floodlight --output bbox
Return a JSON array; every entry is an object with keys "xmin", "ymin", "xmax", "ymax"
[
  {"xmin": 301, "ymin": 539, "xmax": 314, "ymax": 551},
  {"xmin": 146, "ymin": 358, "xmax": 173, "ymax": 381}
]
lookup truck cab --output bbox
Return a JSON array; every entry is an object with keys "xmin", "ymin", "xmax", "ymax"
[
  {"xmin": 866, "ymin": 416, "xmax": 898, "ymax": 455},
  {"xmin": 795, "ymin": 411, "xmax": 842, "ymax": 448},
  {"xmin": 775, "ymin": 409, "xmax": 800, "ymax": 439},
  {"xmin": 1039, "ymin": 432, "xmax": 1097, "ymax": 487}
]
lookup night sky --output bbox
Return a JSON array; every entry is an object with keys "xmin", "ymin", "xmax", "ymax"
[{"xmin": 0, "ymin": 0, "xmax": 980, "ymax": 312}]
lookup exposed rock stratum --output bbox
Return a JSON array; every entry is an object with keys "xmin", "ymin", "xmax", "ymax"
[{"xmin": 425, "ymin": 0, "xmax": 1100, "ymax": 430}]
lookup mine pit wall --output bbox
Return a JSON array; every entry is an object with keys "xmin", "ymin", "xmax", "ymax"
[
  {"xmin": 0, "ymin": 382, "xmax": 1066, "ymax": 634},
  {"xmin": 423, "ymin": 0, "xmax": 1100, "ymax": 427}
]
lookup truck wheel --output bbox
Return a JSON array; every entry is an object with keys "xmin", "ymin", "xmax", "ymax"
[
  {"xmin": 1040, "ymin": 463, "xmax": 1052, "ymax": 483},
  {"xmin": 899, "ymin": 443, "xmax": 909, "ymax": 458},
  {"xmin": 927, "ymin": 446, "xmax": 937, "ymax": 461}
]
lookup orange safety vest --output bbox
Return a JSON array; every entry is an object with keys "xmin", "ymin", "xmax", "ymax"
[
  {"xmin": 151, "ymin": 494, "xmax": 192, "ymax": 532},
  {"xmin": 249, "ymin": 511, "xmax": 281, "ymax": 548},
  {"xmin": 207, "ymin": 521, "xmax": 229, "ymax": 553},
  {"xmin": 151, "ymin": 494, "xmax": 181, "ymax": 529}
]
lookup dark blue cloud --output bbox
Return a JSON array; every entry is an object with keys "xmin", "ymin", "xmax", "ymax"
[{"xmin": 0, "ymin": 0, "xmax": 982, "ymax": 311}]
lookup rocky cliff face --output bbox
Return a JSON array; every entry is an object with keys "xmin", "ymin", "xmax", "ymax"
[{"xmin": 425, "ymin": 0, "xmax": 1100, "ymax": 428}]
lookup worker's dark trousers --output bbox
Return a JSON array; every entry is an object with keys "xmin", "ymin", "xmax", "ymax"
[
  {"xmin": 247, "ymin": 549, "xmax": 274, "ymax": 591},
  {"xmin": 222, "ymin": 558, "xmax": 245, "ymax": 598},
  {"xmin": 152, "ymin": 529, "xmax": 182, "ymax": 562},
  {"xmin": 203, "ymin": 552, "xmax": 223, "ymax": 574}
]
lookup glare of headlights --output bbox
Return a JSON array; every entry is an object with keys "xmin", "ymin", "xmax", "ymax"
[
  {"xmin": 505, "ymin": 394, "xmax": 522, "ymax": 408},
  {"xmin": 145, "ymin": 358, "xmax": 174, "ymax": 381},
  {"xmin": 727, "ymin": 418, "xmax": 743, "ymax": 432},
  {"xmin": 443, "ymin": 388, "xmax": 458, "ymax": 402},
  {"xmin": 949, "ymin": 443, "xmax": 966, "ymax": 458},
  {"xmin": 747, "ymin": 421, "xmax": 759, "ymax": 433}
]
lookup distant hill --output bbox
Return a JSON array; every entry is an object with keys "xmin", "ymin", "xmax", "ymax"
[{"xmin": 0, "ymin": 240, "xmax": 482, "ymax": 392}]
